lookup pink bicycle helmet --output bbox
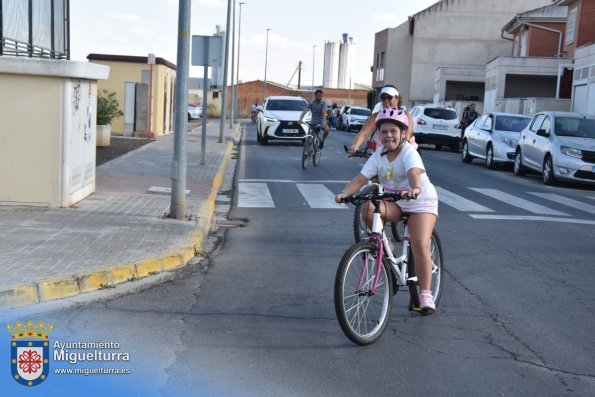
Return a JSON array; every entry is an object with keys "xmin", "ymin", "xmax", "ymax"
[{"xmin": 375, "ymin": 107, "xmax": 409, "ymax": 130}]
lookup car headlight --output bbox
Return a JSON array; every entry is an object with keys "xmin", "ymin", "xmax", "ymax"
[
  {"xmin": 501, "ymin": 138, "xmax": 518, "ymax": 148},
  {"xmin": 560, "ymin": 146, "xmax": 582, "ymax": 159},
  {"xmin": 264, "ymin": 116, "xmax": 277, "ymax": 123}
]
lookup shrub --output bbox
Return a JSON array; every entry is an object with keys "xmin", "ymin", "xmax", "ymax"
[{"xmin": 96, "ymin": 89, "xmax": 124, "ymax": 125}]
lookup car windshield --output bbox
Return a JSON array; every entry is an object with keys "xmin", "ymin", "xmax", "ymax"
[
  {"xmin": 495, "ymin": 116, "xmax": 530, "ymax": 132},
  {"xmin": 424, "ymin": 108, "xmax": 457, "ymax": 120},
  {"xmin": 266, "ymin": 99, "xmax": 306, "ymax": 111},
  {"xmin": 555, "ymin": 117, "xmax": 595, "ymax": 138},
  {"xmin": 350, "ymin": 108, "xmax": 371, "ymax": 116}
]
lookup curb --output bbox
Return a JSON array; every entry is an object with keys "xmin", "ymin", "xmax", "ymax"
[{"xmin": 0, "ymin": 124, "xmax": 242, "ymax": 310}]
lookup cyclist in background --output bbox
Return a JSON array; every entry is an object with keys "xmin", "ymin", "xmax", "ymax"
[
  {"xmin": 299, "ymin": 89, "xmax": 329, "ymax": 148},
  {"xmin": 347, "ymin": 85, "xmax": 416, "ymax": 155},
  {"xmin": 335, "ymin": 108, "xmax": 439, "ymax": 314}
]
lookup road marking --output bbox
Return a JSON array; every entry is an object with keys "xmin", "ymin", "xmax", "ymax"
[
  {"xmin": 528, "ymin": 192, "xmax": 595, "ymax": 215},
  {"xmin": 238, "ymin": 183, "xmax": 274, "ymax": 207},
  {"xmin": 435, "ymin": 186, "xmax": 494, "ymax": 212},
  {"xmin": 469, "ymin": 214, "xmax": 595, "ymax": 225},
  {"xmin": 239, "ymin": 179, "xmax": 350, "ymax": 183},
  {"xmin": 470, "ymin": 188, "xmax": 569, "ymax": 216},
  {"xmin": 296, "ymin": 184, "xmax": 347, "ymax": 209}
]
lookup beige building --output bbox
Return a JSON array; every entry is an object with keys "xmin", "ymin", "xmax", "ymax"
[
  {"xmin": 88, "ymin": 54, "xmax": 177, "ymax": 137},
  {"xmin": 372, "ymin": 0, "xmax": 552, "ymax": 109}
]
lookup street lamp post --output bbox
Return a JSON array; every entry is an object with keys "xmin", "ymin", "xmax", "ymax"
[
  {"xmin": 234, "ymin": 2, "xmax": 245, "ymax": 122},
  {"xmin": 264, "ymin": 28, "xmax": 271, "ymax": 99},
  {"xmin": 312, "ymin": 44, "xmax": 316, "ymax": 91},
  {"xmin": 229, "ymin": 0, "xmax": 236, "ymax": 128}
]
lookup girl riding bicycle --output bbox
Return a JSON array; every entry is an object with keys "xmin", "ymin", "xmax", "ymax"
[{"xmin": 335, "ymin": 108, "xmax": 439, "ymax": 314}]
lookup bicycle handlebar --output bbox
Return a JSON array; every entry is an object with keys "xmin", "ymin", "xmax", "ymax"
[
  {"xmin": 343, "ymin": 144, "xmax": 370, "ymax": 158},
  {"xmin": 339, "ymin": 190, "xmax": 403, "ymax": 205}
]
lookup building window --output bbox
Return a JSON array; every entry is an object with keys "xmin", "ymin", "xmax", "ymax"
[
  {"xmin": 376, "ymin": 51, "xmax": 385, "ymax": 82},
  {"xmin": 565, "ymin": 8, "xmax": 577, "ymax": 45},
  {"xmin": 212, "ymin": 91, "xmax": 219, "ymax": 99}
]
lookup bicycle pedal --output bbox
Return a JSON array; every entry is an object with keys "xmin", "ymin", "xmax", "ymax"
[{"xmin": 409, "ymin": 305, "xmax": 422, "ymax": 312}]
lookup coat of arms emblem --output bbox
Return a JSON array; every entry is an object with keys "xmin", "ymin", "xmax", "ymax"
[{"xmin": 8, "ymin": 320, "xmax": 52, "ymax": 386}]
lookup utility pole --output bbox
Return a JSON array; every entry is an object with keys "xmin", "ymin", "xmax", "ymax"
[
  {"xmin": 219, "ymin": 0, "xmax": 232, "ymax": 143},
  {"xmin": 264, "ymin": 28, "xmax": 271, "ymax": 99},
  {"xmin": 229, "ymin": 0, "xmax": 236, "ymax": 128},
  {"xmin": 297, "ymin": 61, "xmax": 302, "ymax": 89},
  {"xmin": 169, "ymin": 0, "xmax": 191, "ymax": 219}
]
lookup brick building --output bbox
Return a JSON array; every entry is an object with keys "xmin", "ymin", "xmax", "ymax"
[{"xmin": 227, "ymin": 80, "xmax": 370, "ymax": 118}]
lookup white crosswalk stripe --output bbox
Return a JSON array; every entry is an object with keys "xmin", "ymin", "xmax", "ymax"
[
  {"xmin": 296, "ymin": 184, "xmax": 347, "ymax": 209},
  {"xmin": 238, "ymin": 183, "xmax": 274, "ymax": 207},
  {"xmin": 469, "ymin": 188, "xmax": 569, "ymax": 216},
  {"xmin": 435, "ymin": 186, "xmax": 494, "ymax": 212},
  {"xmin": 528, "ymin": 192, "xmax": 595, "ymax": 215},
  {"xmin": 236, "ymin": 182, "xmax": 595, "ymax": 223}
]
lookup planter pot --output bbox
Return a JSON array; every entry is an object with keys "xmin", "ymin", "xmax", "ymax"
[{"xmin": 96, "ymin": 124, "xmax": 111, "ymax": 147}]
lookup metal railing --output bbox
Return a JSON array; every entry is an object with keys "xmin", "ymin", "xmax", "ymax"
[{"xmin": 1, "ymin": 0, "xmax": 70, "ymax": 59}]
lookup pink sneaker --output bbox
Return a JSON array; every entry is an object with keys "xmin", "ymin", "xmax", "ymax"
[{"xmin": 419, "ymin": 291, "xmax": 435, "ymax": 315}]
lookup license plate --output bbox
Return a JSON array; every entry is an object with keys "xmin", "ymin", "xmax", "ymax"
[
  {"xmin": 432, "ymin": 125, "xmax": 447, "ymax": 130},
  {"xmin": 282, "ymin": 129, "xmax": 298, "ymax": 134}
]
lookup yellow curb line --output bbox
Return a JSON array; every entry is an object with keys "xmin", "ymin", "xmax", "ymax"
[{"xmin": 0, "ymin": 124, "xmax": 242, "ymax": 310}]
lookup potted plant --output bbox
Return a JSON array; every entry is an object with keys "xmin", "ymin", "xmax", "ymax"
[{"xmin": 96, "ymin": 89, "xmax": 123, "ymax": 147}]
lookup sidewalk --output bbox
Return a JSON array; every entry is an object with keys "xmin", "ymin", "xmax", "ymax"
[{"xmin": 0, "ymin": 121, "xmax": 242, "ymax": 309}]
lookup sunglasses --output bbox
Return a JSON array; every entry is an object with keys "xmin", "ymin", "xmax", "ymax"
[{"xmin": 380, "ymin": 95, "xmax": 394, "ymax": 101}]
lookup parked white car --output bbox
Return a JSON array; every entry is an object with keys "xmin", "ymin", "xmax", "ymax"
[
  {"xmin": 339, "ymin": 106, "xmax": 371, "ymax": 132},
  {"xmin": 410, "ymin": 104, "xmax": 461, "ymax": 151},
  {"xmin": 461, "ymin": 112, "xmax": 531, "ymax": 169},
  {"xmin": 514, "ymin": 111, "xmax": 595, "ymax": 185},
  {"xmin": 256, "ymin": 96, "xmax": 309, "ymax": 145}
]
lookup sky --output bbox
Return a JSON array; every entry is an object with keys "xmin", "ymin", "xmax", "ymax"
[{"xmin": 70, "ymin": 0, "xmax": 438, "ymax": 87}]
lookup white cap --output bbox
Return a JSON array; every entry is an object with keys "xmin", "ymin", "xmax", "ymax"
[{"xmin": 380, "ymin": 86, "xmax": 399, "ymax": 97}]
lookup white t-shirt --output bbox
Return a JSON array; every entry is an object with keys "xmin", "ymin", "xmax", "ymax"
[{"xmin": 359, "ymin": 142, "xmax": 438, "ymax": 215}]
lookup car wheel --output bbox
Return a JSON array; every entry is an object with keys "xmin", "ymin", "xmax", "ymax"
[
  {"xmin": 188, "ymin": 113, "xmax": 191, "ymax": 122},
  {"xmin": 256, "ymin": 126, "xmax": 261, "ymax": 142},
  {"xmin": 485, "ymin": 144, "xmax": 496, "ymax": 169},
  {"xmin": 261, "ymin": 132, "xmax": 268, "ymax": 145},
  {"xmin": 513, "ymin": 149, "xmax": 525, "ymax": 176},
  {"xmin": 542, "ymin": 155, "xmax": 556, "ymax": 185},
  {"xmin": 461, "ymin": 140, "xmax": 473, "ymax": 163}
]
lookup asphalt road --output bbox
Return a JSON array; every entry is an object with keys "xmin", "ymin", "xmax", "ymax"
[{"xmin": 3, "ymin": 123, "xmax": 594, "ymax": 396}]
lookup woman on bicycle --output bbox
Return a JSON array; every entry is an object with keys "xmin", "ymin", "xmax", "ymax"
[
  {"xmin": 335, "ymin": 108, "xmax": 438, "ymax": 314},
  {"xmin": 347, "ymin": 85, "xmax": 416, "ymax": 155}
]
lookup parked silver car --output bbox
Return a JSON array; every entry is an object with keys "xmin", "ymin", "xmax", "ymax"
[
  {"xmin": 514, "ymin": 111, "xmax": 595, "ymax": 185},
  {"xmin": 461, "ymin": 112, "xmax": 531, "ymax": 169}
]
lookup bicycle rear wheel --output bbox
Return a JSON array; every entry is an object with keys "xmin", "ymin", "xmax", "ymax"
[
  {"xmin": 312, "ymin": 136, "xmax": 321, "ymax": 166},
  {"xmin": 407, "ymin": 229, "xmax": 444, "ymax": 311},
  {"xmin": 302, "ymin": 136, "xmax": 311, "ymax": 169},
  {"xmin": 334, "ymin": 242, "xmax": 393, "ymax": 346}
]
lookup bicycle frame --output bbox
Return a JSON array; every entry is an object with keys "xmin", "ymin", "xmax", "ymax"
[{"xmin": 362, "ymin": 200, "xmax": 411, "ymax": 296}]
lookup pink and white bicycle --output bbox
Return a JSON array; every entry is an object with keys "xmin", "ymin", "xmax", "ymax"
[{"xmin": 335, "ymin": 184, "xmax": 444, "ymax": 345}]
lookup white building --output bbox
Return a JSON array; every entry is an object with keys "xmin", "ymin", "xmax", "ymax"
[{"xmin": 323, "ymin": 33, "xmax": 357, "ymax": 89}]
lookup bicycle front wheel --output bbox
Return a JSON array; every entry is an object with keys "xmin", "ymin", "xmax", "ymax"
[
  {"xmin": 302, "ymin": 136, "xmax": 311, "ymax": 169},
  {"xmin": 334, "ymin": 242, "xmax": 393, "ymax": 346},
  {"xmin": 313, "ymin": 137, "xmax": 321, "ymax": 166}
]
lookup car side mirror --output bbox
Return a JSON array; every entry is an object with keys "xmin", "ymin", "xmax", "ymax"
[
  {"xmin": 255, "ymin": 106, "xmax": 263, "ymax": 112},
  {"xmin": 536, "ymin": 129, "xmax": 549, "ymax": 137}
]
